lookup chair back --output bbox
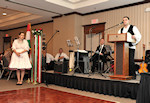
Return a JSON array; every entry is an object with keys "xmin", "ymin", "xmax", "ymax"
[
  {"xmin": 104, "ymin": 45, "xmax": 114, "ymax": 61},
  {"xmin": 105, "ymin": 45, "xmax": 113, "ymax": 55},
  {"xmin": 2, "ymin": 56, "xmax": 9, "ymax": 67}
]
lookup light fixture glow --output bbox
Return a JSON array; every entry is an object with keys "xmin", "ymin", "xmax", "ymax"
[
  {"xmin": 2, "ymin": 6, "xmax": 7, "ymax": 16},
  {"xmin": 2, "ymin": 12, "xmax": 7, "ymax": 16},
  {"xmin": 68, "ymin": 0, "xmax": 81, "ymax": 3},
  {"xmin": 145, "ymin": 8, "xmax": 150, "ymax": 12}
]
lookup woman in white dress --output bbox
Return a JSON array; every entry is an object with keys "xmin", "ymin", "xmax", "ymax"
[{"xmin": 9, "ymin": 32, "xmax": 32, "ymax": 85}]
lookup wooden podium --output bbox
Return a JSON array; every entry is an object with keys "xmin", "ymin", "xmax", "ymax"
[{"xmin": 107, "ymin": 33, "xmax": 135, "ymax": 80}]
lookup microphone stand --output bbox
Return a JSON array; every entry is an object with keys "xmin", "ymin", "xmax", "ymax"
[
  {"xmin": 88, "ymin": 28, "xmax": 94, "ymax": 76},
  {"xmin": 97, "ymin": 22, "xmax": 123, "ymax": 34},
  {"xmin": 43, "ymin": 30, "xmax": 59, "ymax": 86},
  {"xmin": 72, "ymin": 37, "xmax": 83, "ymax": 75}
]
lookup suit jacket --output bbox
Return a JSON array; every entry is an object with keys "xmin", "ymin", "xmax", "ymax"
[
  {"xmin": 91, "ymin": 45, "xmax": 107, "ymax": 63},
  {"xmin": 95, "ymin": 45, "xmax": 107, "ymax": 54}
]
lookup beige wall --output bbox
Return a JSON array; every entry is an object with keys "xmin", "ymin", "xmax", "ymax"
[
  {"xmin": 3, "ymin": 22, "xmax": 54, "ymax": 55},
  {"xmin": 52, "ymin": 14, "xmax": 84, "ymax": 57},
  {"xmin": 83, "ymin": 3, "xmax": 150, "ymax": 59},
  {"xmin": 0, "ymin": 31, "xmax": 4, "ymax": 53},
  {"xmin": 75, "ymin": 15, "xmax": 84, "ymax": 49},
  {"xmin": 53, "ymin": 15, "xmax": 76, "ymax": 56}
]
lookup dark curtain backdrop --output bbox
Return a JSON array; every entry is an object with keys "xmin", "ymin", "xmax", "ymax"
[
  {"xmin": 136, "ymin": 73, "xmax": 150, "ymax": 103},
  {"xmin": 42, "ymin": 72, "xmax": 139, "ymax": 99}
]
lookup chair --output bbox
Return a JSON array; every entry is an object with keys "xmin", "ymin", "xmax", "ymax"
[
  {"xmin": 103, "ymin": 45, "xmax": 114, "ymax": 73},
  {"xmin": 0, "ymin": 57, "xmax": 2, "ymax": 76},
  {"xmin": 0, "ymin": 56, "xmax": 14, "ymax": 80},
  {"xmin": 90, "ymin": 45, "xmax": 114, "ymax": 73}
]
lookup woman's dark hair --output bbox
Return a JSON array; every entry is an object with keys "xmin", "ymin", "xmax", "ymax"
[{"xmin": 19, "ymin": 32, "xmax": 24, "ymax": 35}]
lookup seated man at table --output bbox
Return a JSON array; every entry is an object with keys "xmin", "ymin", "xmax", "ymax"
[
  {"xmin": 55, "ymin": 48, "xmax": 69, "ymax": 62},
  {"xmin": 42, "ymin": 49, "xmax": 54, "ymax": 70}
]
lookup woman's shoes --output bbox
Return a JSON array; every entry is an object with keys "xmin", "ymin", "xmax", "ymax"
[
  {"xmin": 16, "ymin": 81, "xmax": 23, "ymax": 85},
  {"xmin": 16, "ymin": 81, "xmax": 20, "ymax": 85},
  {"xmin": 19, "ymin": 81, "xmax": 23, "ymax": 85}
]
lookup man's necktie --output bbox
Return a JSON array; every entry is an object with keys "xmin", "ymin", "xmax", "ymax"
[{"xmin": 58, "ymin": 54, "xmax": 61, "ymax": 61}]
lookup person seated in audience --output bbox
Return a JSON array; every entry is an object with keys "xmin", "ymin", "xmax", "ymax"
[
  {"xmin": 55, "ymin": 48, "xmax": 69, "ymax": 62},
  {"xmin": 0, "ymin": 54, "xmax": 3, "ymax": 71},
  {"xmin": 4, "ymin": 48, "xmax": 12, "ymax": 63},
  {"xmin": 2, "ymin": 48, "xmax": 13, "ymax": 77},
  {"xmin": 42, "ymin": 48, "xmax": 54, "ymax": 70}
]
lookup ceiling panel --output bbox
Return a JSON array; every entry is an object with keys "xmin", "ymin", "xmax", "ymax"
[{"xmin": 0, "ymin": 0, "xmax": 146, "ymax": 30}]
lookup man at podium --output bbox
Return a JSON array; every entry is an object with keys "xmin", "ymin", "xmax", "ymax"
[{"xmin": 118, "ymin": 16, "xmax": 141, "ymax": 79}]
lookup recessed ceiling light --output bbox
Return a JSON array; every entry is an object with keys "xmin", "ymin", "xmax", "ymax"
[
  {"xmin": 64, "ymin": 0, "xmax": 88, "ymax": 4},
  {"xmin": 68, "ymin": 0, "xmax": 80, "ymax": 3}
]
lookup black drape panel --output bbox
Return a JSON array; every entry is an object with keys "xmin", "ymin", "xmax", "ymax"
[
  {"xmin": 42, "ymin": 72, "xmax": 139, "ymax": 99},
  {"xmin": 136, "ymin": 73, "xmax": 150, "ymax": 103}
]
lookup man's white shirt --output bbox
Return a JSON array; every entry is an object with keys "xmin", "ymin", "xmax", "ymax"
[
  {"xmin": 55, "ymin": 52, "xmax": 69, "ymax": 62},
  {"xmin": 46, "ymin": 53, "xmax": 54, "ymax": 63},
  {"xmin": 118, "ymin": 25, "xmax": 141, "ymax": 49}
]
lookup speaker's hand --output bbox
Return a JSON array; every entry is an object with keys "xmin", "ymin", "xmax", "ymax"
[{"xmin": 99, "ymin": 53, "xmax": 103, "ymax": 55}]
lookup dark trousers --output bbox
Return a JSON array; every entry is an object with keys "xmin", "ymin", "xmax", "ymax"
[
  {"xmin": 91, "ymin": 54, "xmax": 106, "ymax": 72},
  {"xmin": 42, "ymin": 61, "xmax": 54, "ymax": 70},
  {"xmin": 129, "ymin": 49, "xmax": 135, "ymax": 77},
  {"xmin": 46, "ymin": 61, "xmax": 54, "ymax": 70}
]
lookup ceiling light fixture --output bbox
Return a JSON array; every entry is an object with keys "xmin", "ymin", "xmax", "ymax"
[
  {"xmin": 64, "ymin": 0, "xmax": 88, "ymax": 4},
  {"xmin": 145, "ymin": 7, "xmax": 150, "ymax": 12},
  {"xmin": 68, "ymin": 0, "xmax": 81, "ymax": 3}
]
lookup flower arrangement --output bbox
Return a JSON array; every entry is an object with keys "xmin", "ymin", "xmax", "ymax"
[{"xmin": 32, "ymin": 28, "xmax": 43, "ymax": 35}]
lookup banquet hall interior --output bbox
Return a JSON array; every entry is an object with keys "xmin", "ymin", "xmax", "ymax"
[{"xmin": 0, "ymin": 0, "xmax": 150, "ymax": 103}]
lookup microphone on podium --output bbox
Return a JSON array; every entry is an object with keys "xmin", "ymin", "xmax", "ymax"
[
  {"xmin": 56, "ymin": 30, "xmax": 59, "ymax": 32},
  {"xmin": 119, "ymin": 21, "xmax": 123, "ymax": 25}
]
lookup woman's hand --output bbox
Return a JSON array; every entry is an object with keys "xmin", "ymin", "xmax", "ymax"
[
  {"xmin": 19, "ymin": 50, "xmax": 28, "ymax": 54},
  {"xmin": 16, "ymin": 52, "xmax": 20, "ymax": 57},
  {"xmin": 13, "ymin": 50, "xmax": 20, "ymax": 57}
]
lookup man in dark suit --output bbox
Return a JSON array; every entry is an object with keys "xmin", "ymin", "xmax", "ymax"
[{"xmin": 91, "ymin": 39, "xmax": 107, "ymax": 72}]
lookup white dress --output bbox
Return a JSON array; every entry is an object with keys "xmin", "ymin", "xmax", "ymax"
[{"xmin": 9, "ymin": 39, "xmax": 32, "ymax": 70}]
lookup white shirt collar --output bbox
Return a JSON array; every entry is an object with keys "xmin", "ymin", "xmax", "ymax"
[{"xmin": 124, "ymin": 25, "xmax": 130, "ymax": 30}]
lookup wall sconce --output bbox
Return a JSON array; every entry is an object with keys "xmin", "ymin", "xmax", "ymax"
[
  {"xmin": 2, "ymin": 6, "xmax": 7, "ymax": 16},
  {"xmin": 145, "ymin": 8, "xmax": 150, "ymax": 12},
  {"xmin": 2, "ymin": 12, "xmax": 7, "ymax": 16}
]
